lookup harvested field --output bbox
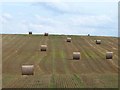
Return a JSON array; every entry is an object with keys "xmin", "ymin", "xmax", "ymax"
[{"xmin": 2, "ymin": 34, "xmax": 118, "ymax": 88}]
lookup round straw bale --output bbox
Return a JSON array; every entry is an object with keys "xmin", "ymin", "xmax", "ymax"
[
  {"xmin": 96, "ymin": 40, "xmax": 101, "ymax": 44},
  {"xmin": 73, "ymin": 52, "xmax": 80, "ymax": 60},
  {"xmin": 44, "ymin": 33, "xmax": 48, "ymax": 36},
  {"xmin": 41, "ymin": 45, "xmax": 47, "ymax": 51},
  {"xmin": 106, "ymin": 52, "xmax": 113, "ymax": 59},
  {"xmin": 21, "ymin": 65, "xmax": 34, "ymax": 75},
  {"xmin": 67, "ymin": 37, "xmax": 71, "ymax": 42},
  {"xmin": 29, "ymin": 32, "xmax": 32, "ymax": 35}
]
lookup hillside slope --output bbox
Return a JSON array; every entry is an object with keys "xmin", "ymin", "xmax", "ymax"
[{"xmin": 2, "ymin": 34, "xmax": 118, "ymax": 88}]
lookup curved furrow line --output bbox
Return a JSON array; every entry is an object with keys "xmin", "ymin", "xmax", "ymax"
[
  {"xmin": 3, "ymin": 35, "xmax": 38, "ymax": 87},
  {"xmin": 3, "ymin": 41, "xmax": 27, "ymax": 63},
  {"xmin": 21, "ymin": 36, "xmax": 43, "ymax": 64},
  {"xmin": 85, "ymin": 37, "xmax": 118, "ymax": 73},
  {"xmin": 30, "ymin": 35, "xmax": 48, "ymax": 75},
  {"xmin": 2, "ymin": 34, "xmax": 16, "ymax": 42},
  {"xmin": 4, "ymin": 35, "xmax": 46, "ymax": 87},
  {"xmin": 80, "ymin": 37, "xmax": 116, "ymax": 73},
  {"xmin": 99, "ymin": 37, "xmax": 118, "ymax": 60},
  {"xmin": 71, "ymin": 36, "xmax": 96, "ymax": 74},
  {"xmin": 2, "ymin": 34, "xmax": 15, "ymax": 43},
  {"xmin": 3, "ymin": 36, "xmax": 29, "ymax": 71},
  {"xmin": 82, "ymin": 37, "xmax": 118, "ymax": 73},
  {"xmin": 2, "ymin": 35, "xmax": 21, "ymax": 48},
  {"xmin": 100, "ymin": 37, "xmax": 118, "ymax": 54},
  {"xmin": 60, "ymin": 36, "xmax": 71, "ymax": 74},
  {"xmin": 2, "ymin": 35, "xmax": 21, "ymax": 56},
  {"xmin": 16, "ymin": 35, "xmax": 45, "ymax": 73},
  {"xmin": 87, "ymin": 36, "xmax": 118, "ymax": 64},
  {"xmin": 104, "ymin": 37, "xmax": 118, "ymax": 45},
  {"xmin": 51, "ymin": 36, "xmax": 69, "ymax": 74},
  {"xmin": 34, "ymin": 35, "xmax": 49, "ymax": 67},
  {"xmin": 39, "ymin": 36, "xmax": 53, "ymax": 74},
  {"xmin": 2, "ymin": 35, "xmax": 31, "ymax": 87},
  {"xmin": 5, "ymin": 75, "xmax": 27, "ymax": 88},
  {"xmin": 64, "ymin": 35, "xmax": 84, "ymax": 74},
  {"xmin": 3, "ymin": 36, "xmax": 33, "ymax": 74},
  {"xmin": 63, "ymin": 35, "xmax": 78, "ymax": 74},
  {"xmin": 73, "ymin": 36, "xmax": 104, "ymax": 73},
  {"xmin": 50, "ymin": 36, "xmax": 56, "ymax": 75},
  {"xmin": 86, "ymin": 37, "xmax": 118, "ymax": 67},
  {"xmin": 102, "ymin": 37, "xmax": 118, "ymax": 47},
  {"xmin": 2, "ymin": 35, "xmax": 27, "ymax": 61},
  {"xmin": 88, "ymin": 37, "xmax": 118, "ymax": 56},
  {"xmin": 51, "ymin": 37, "xmax": 64, "ymax": 74}
]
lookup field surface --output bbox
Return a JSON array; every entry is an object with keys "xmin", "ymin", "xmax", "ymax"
[{"xmin": 2, "ymin": 34, "xmax": 118, "ymax": 88}]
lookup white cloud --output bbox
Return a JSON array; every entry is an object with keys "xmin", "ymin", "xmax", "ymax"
[
  {"xmin": 35, "ymin": 15, "xmax": 53, "ymax": 22},
  {"xmin": 0, "ymin": 16, "xmax": 7, "ymax": 23},
  {"xmin": 35, "ymin": 15, "xmax": 61, "ymax": 25},
  {"xmin": 2, "ymin": 20, "xmax": 32, "ymax": 34},
  {"xmin": 0, "ymin": 0, "xmax": 118, "ymax": 2},
  {"xmin": 33, "ymin": 2, "xmax": 117, "ymax": 16},
  {"xmin": 1, "ymin": 2, "xmax": 117, "ymax": 36},
  {"xmin": 35, "ymin": 13, "xmax": 113, "ymax": 28},
  {"xmin": 29, "ymin": 23, "xmax": 43, "ymax": 29},
  {"xmin": 0, "ymin": 13, "xmax": 12, "ymax": 23},
  {"xmin": 3, "ymin": 13, "xmax": 12, "ymax": 19},
  {"xmin": 69, "ymin": 15, "xmax": 113, "ymax": 26},
  {"xmin": 32, "ymin": 13, "xmax": 116, "ymax": 35}
]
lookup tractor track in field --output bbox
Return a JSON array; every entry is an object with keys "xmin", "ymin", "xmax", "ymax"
[
  {"xmin": 72, "ymin": 36, "xmax": 104, "ymax": 74},
  {"xmin": 50, "ymin": 36, "xmax": 56, "ymax": 75},
  {"xmin": 2, "ymin": 35, "xmax": 22, "ymax": 60},
  {"xmin": 102, "ymin": 38, "xmax": 118, "ymax": 52},
  {"xmin": 3, "ymin": 36, "xmax": 30, "ymax": 73},
  {"xmin": 34, "ymin": 36, "xmax": 50, "ymax": 75},
  {"xmin": 82, "ymin": 37, "xmax": 118, "ymax": 73},
  {"xmin": 53, "ymin": 36, "xmax": 71, "ymax": 74},
  {"xmin": 60, "ymin": 36, "xmax": 70, "ymax": 74},
  {"xmin": 64, "ymin": 36, "xmax": 81, "ymax": 74},
  {"xmin": 3, "ymin": 38, "xmax": 32, "ymax": 87},
  {"xmin": 38, "ymin": 36, "xmax": 49, "ymax": 72},
  {"xmin": 2, "ymin": 37, "xmax": 31, "ymax": 87},
  {"xmin": 49, "ymin": 36, "xmax": 67, "ymax": 74},
  {"xmin": 87, "ymin": 37, "xmax": 118, "ymax": 63},
  {"xmin": 99, "ymin": 37, "xmax": 118, "ymax": 65},
  {"xmin": 88, "ymin": 37, "xmax": 118, "ymax": 56},
  {"xmin": 38, "ymin": 36, "xmax": 53, "ymax": 74},
  {"xmin": 2, "ymin": 35, "xmax": 18, "ymax": 46},
  {"xmin": 82, "ymin": 37, "xmax": 114, "ymax": 72},
  {"xmin": 86, "ymin": 36, "xmax": 118, "ymax": 67},
  {"xmin": 4, "ymin": 35, "xmax": 48, "ymax": 88},
  {"xmin": 3, "ymin": 38, "xmax": 27, "ymax": 62}
]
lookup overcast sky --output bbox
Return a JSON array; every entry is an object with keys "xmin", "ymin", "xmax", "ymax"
[{"xmin": 0, "ymin": 0, "xmax": 118, "ymax": 36}]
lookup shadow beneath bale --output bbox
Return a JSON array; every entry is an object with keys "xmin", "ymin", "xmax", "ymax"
[{"xmin": 67, "ymin": 58, "xmax": 80, "ymax": 60}]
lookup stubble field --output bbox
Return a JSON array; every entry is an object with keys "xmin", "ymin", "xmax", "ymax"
[{"xmin": 2, "ymin": 34, "xmax": 118, "ymax": 88}]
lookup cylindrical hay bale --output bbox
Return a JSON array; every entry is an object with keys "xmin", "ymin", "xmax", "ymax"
[
  {"xmin": 96, "ymin": 40, "xmax": 101, "ymax": 44},
  {"xmin": 73, "ymin": 52, "xmax": 80, "ymax": 60},
  {"xmin": 106, "ymin": 52, "xmax": 113, "ymax": 59},
  {"xmin": 67, "ymin": 37, "xmax": 71, "ymax": 42},
  {"xmin": 29, "ymin": 32, "xmax": 32, "ymax": 35},
  {"xmin": 41, "ymin": 45, "xmax": 47, "ymax": 51},
  {"xmin": 44, "ymin": 33, "xmax": 48, "ymax": 36},
  {"xmin": 21, "ymin": 65, "xmax": 34, "ymax": 75},
  {"xmin": 88, "ymin": 34, "xmax": 90, "ymax": 36}
]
